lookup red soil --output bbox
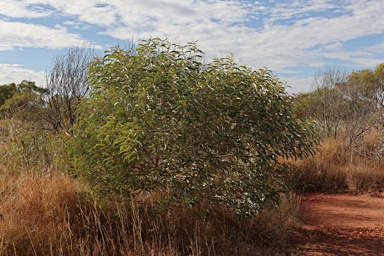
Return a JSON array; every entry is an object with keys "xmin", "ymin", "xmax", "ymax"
[{"xmin": 289, "ymin": 193, "xmax": 384, "ymax": 255}]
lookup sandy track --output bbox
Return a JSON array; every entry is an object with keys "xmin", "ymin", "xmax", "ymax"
[{"xmin": 289, "ymin": 193, "xmax": 384, "ymax": 255}]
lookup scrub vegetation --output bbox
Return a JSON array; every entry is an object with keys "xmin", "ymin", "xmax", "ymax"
[
  {"xmin": 0, "ymin": 38, "xmax": 383, "ymax": 255},
  {"xmin": 293, "ymin": 64, "xmax": 384, "ymax": 194}
]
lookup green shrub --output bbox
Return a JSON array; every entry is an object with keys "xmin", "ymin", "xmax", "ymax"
[{"xmin": 68, "ymin": 38, "xmax": 317, "ymax": 216}]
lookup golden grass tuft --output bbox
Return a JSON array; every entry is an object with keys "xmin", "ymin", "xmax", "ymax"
[
  {"xmin": 0, "ymin": 118, "xmax": 302, "ymax": 255},
  {"xmin": 293, "ymin": 134, "xmax": 384, "ymax": 193},
  {"xmin": 0, "ymin": 170, "xmax": 300, "ymax": 256}
]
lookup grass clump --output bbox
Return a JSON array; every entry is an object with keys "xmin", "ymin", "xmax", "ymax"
[
  {"xmin": 293, "ymin": 133, "xmax": 384, "ymax": 193},
  {"xmin": 0, "ymin": 171, "xmax": 300, "ymax": 256},
  {"xmin": 0, "ymin": 112, "xmax": 303, "ymax": 255}
]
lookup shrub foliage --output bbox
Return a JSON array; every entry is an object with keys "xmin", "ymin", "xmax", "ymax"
[{"xmin": 69, "ymin": 38, "xmax": 317, "ymax": 215}]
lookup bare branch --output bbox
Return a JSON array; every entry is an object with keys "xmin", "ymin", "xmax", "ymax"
[{"xmin": 43, "ymin": 44, "xmax": 96, "ymax": 133}]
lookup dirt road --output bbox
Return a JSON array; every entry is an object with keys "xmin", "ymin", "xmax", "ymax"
[{"xmin": 290, "ymin": 193, "xmax": 384, "ymax": 255}]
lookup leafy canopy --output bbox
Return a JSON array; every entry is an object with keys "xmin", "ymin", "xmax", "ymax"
[
  {"xmin": 0, "ymin": 80, "xmax": 48, "ymax": 121},
  {"xmin": 69, "ymin": 38, "xmax": 317, "ymax": 216}
]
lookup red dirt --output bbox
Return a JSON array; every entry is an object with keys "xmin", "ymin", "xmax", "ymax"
[{"xmin": 289, "ymin": 193, "xmax": 384, "ymax": 255}]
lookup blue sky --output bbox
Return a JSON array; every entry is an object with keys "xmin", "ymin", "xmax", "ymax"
[{"xmin": 0, "ymin": 0, "xmax": 383, "ymax": 93}]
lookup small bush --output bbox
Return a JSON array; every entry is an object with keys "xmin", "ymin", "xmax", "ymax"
[{"xmin": 0, "ymin": 119, "xmax": 61, "ymax": 173}]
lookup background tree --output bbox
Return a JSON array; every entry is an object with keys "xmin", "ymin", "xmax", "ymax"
[
  {"xmin": 348, "ymin": 63, "xmax": 384, "ymax": 101},
  {"xmin": 295, "ymin": 66, "xmax": 383, "ymax": 146},
  {"xmin": 307, "ymin": 67, "xmax": 349, "ymax": 138},
  {"xmin": 44, "ymin": 44, "xmax": 96, "ymax": 133},
  {"xmin": 0, "ymin": 81, "xmax": 52, "ymax": 171},
  {"xmin": 340, "ymin": 63, "xmax": 384, "ymax": 147},
  {"xmin": 0, "ymin": 80, "xmax": 48, "ymax": 122},
  {"xmin": 0, "ymin": 83, "xmax": 18, "ymax": 107},
  {"xmin": 68, "ymin": 38, "xmax": 318, "ymax": 216}
]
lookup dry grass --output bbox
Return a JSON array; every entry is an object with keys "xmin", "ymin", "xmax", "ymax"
[
  {"xmin": 0, "ymin": 170, "xmax": 300, "ymax": 256},
  {"xmin": 293, "ymin": 133, "xmax": 384, "ymax": 193},
  {"xmin": 0, "ymin": 117, "xmax": 304, "ymax": 255},
  {"xmin": 3, "ymin": 116, "xmax": 384, "ymax": 255}
]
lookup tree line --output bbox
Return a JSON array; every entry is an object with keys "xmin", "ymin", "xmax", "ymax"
[{"xmin": 294, "ymin": 63, "xmax": 384, "ymax": 148}]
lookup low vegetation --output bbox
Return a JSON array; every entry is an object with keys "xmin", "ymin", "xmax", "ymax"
[
  {"xmin": 0, "ymin": 170, "xmax": 300, "ymax": 255},
  {"xmin": 0, "ymin": 118, "xmax": 300, "ymax": 255},
  {"xmin": 293, "ymin": 64, "xmax": 384, "ymax": 194},
  {"xmin": 294, "ymin": 134, "xmax": 384, "ymax": 194},
  {"xmin": 0, "ymin": 38, "xmax": 383, "ymax": 255}
]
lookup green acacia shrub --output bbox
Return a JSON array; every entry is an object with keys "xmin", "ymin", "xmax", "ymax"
[{"xmin": 68, "ymin": 38, "xmax": 317, "ymax": 216}]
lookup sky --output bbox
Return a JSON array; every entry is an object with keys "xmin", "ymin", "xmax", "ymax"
[{"xmin": 0, "ymin": 0, "xmax": 384, "ymax": 94}]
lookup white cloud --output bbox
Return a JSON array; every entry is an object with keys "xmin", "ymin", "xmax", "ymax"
[
  {"xmin": 0, "ymin": 64, "xmax": 46, "ymax": 87},
  {"xmin": 18, "ymin": 0, "xmax": 119, "ymax": 27},
  {"xmin": 362, "ymin": 41, "xmax": 384, "ymax": 52},
  {"xmin": 281, "ymin": 76, "xmax": 317, "ymax": 94},
  {"xmin": 62, "ymin": 20, "xmax": 91, "ymax": 30},
  {"xmin": 265, "ymin": 0, "xmax": 340, "ymax": 25},
  {"xmin": 90, "ymin": 0, "xmax": 384, "ymax": 74},
  {"xmin": 0, "ymin": 20, "xmax": 93, "ymax": 50},
  {"xmin": 241, "ymin": 1, "xmax": 384, "ymax": 71},
  {"xmin": 0, "ymin": 0, "xmax": 383, "ymax": 92},
  {"xmin": 0, "ymin": 0, "xmax": 53, "ymax": 18}
]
